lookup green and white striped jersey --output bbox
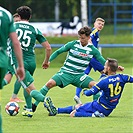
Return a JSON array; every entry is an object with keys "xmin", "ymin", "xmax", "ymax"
[{"xmin": 50, "ymin": 40, "xmax": 106, "ymax": 74}]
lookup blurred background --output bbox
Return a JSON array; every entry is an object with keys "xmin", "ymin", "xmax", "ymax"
[
  {"xmin": 0, "ymin": 0, "xmax": 132, "ymax": 35},
  {"xmin": 0, "ymin": 0, "xmax": 132, "ymax": 65}
]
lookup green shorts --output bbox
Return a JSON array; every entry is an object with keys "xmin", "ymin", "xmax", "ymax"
[
  {"xmin": 24, "ymin": 60, "xmax": 36, "ymax": 76},
  {"xmin": 51, "ymin": 71, "xmax": 94, "ymax": 89},
  {"xmin": 6, "ymin": 63, "xmax": 15, "ymax": 75},
  {"xmin": 0, "ymin": 67, "xmax": 7, "ymax": 89}
]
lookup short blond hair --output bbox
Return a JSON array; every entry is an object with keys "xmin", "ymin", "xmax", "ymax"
[{"xmin": 95, "ymin": 17, "xmax": 105, "ymax": 23}]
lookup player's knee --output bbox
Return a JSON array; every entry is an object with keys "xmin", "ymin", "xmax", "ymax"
[
  {"xmin": 46, "ymin": 79, "xmax": 56, "ymax": 88},
  {"xmin": 89, "ymin": 81, "xmax": 96, "ymax": 88}
]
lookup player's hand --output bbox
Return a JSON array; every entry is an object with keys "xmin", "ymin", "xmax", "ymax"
[
  {"xmin": 117, "ymin": 66, "xmax": 124, "ymax": 72},
  {"xmin": 82, "ymin": 89, "xmax": 88, "ymax": 96},
  {"xmin": 42, "ymin": 61, "xmax": 50, "ymax": 69},
  {"xmin": 16, "ymin": 67, "xmax": 25, "ymax": 81}
]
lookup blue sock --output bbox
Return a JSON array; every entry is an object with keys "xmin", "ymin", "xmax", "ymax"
[
  {"xmin": 58, "ymin": 106, "xmax": 73, "ymax": 114},
  {"xmin": 75, "ymin": 87, "xmax": 82, "ymax": 98}
]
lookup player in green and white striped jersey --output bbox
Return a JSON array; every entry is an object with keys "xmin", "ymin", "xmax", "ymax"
[{"xmin": 32, "ymin": 26, "xmax": 106, "ymax": 113}]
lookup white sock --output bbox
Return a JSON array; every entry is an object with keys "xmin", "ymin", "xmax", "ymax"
[
  {"xmin": 12, "ymin": 94, "xmax": 17, "ymax": 99},
  {"xmin": 92, "ymin": 113, "xmax": 96, "ymax": 117}
]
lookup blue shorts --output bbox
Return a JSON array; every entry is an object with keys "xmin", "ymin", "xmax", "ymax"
[
  {"xmin": 75, "ymin": 101, "xmax": 113, "ymax": 117},
  {"xmin": 84, "ymin": 58, "xmax": 104, "ymax": 74}
]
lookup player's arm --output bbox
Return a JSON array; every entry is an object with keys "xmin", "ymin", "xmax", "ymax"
[
  {"xmin": 83, "ymin": 79, "xmax": 104, "ymax": 96},
  {"xmin": 9, "ymin": 32, "xmax": 25, "ymax": 81},
  {"xmin": 83, "ymin": 86, "xmax": 99, "ymax": 96},
  {"xmin": 49, "ymin": 41, "xmax": 73, "ymax": 62},
  {"xmin": 41, "ymin": 41, "xmax": 52, "ymax": 69},
  {"xmin": 123, "ymin": 74, "xmax": 133, "ymax": 83},
  {"xmin": 36, "ymin": 29, "xmax": 52, "ymax": 69},
  {"xmin": 93, "ymin": 47, "xmax": 106, "ymax": 65}
]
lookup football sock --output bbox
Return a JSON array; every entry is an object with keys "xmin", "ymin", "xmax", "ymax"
[
  {"xmin": 13, "ymin": 80, "xmax": 21, "ymax": 95},
  {"xmin": 24, "ymin": 89, "xmax": 32, "ymax": 108},
  {"xmin": 12, "ymin": 94, "xmax": 17, "ymax": 99},
  {"xmin": 40, "ymin": 85, "xmax": 49, "ymax": 96},
  {"xmin": 58, "ymin": 106, "xmax": 73, "ymax": 114},
  {"xmin": 75, "ymin": 87, "xmax": 82, "ymax": 98},
  {"xmin": 2, "ymin": 79, "xmax": 8, "ymax": 86},
  {"xmin": 93, "ymin": 92, "xmax": 100, "ymax": 100},
  {"xmin": 33, "ymin": 85, "xmax": 49, "ymax": 106},
  {"xmin": 30, "ymin": 90, "xmax": 45, "ymax": 103}
]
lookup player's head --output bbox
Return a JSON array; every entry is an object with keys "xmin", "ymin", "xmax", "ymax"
[
  {"xmin": 13, "ymin": 13, "xmax": 21, "ymax": 22},
  {"xmin": 104, "ymin": 58, "xmax": 118, "ymax": 75},
  {"xmin": 16, "ymin": 6, "xmax": 32, "ymax": 21},
  {"xmin": 78, "ymin": 26, "xmax": 92, "ymax": 46},
  {"xmin": 94, "ymin": 17, "xmax": 105, "ymax": 31}
]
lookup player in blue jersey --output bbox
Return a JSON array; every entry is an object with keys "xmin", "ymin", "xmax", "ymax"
[
  {"xmin": 45, "ymin": 58, "xmax": 132, "ymax": 117},
  {"xmin": 74, "ymin": 18, "xmax": 105, "ymax": 104}
]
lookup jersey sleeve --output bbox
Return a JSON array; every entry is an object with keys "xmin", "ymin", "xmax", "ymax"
[
  {"xmin": 122, "ymin": 74, "xmax": 133, "ymax": 83},
  {"xmin": 92, "ymin": 46, "xmax": 106, "ymax": 65},
  {"xmin": 90, "ymin": 28, "xmax": 98, "ymax": 39},
  {"xmin": 36, "ymin": 28, "xmax": 47, "ymax": 43},
  {"xmin": 49, "ymin": 41, "xmax": 73, "ymax": 62},
  {"xmin": 9, "ymin": 16, "xmax": 16, "ymax": 33}
]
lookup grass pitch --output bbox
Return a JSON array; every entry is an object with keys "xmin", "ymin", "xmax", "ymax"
[{"xmin": 1, "ymin": 66, "xmax": 133, "ymax": 133}]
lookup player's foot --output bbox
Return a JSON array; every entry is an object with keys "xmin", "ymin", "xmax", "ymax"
[
  {"xmin": 10, "ymin": 97, "xmax": 24, "ymax": 103},
  {"xmin": 23, "ymin": 103, "xmax": 37, "ymax": 112},
  {"xmin": 44, "ymin": 96, "xmax": 57, "ymax": 116},
  {"xmin": 32, "ymin": 104, "xmax": 37, "ymax": 112},
  {"xmin": 74, "ymin": 95, "xmax": 82, "ymax": 104},
  {"xmin": 94, "ymin": 111, "xmax": 105, "ymax": 118},
  {"xmin": 22, "ymin": 110, "xmax": 33, "ymax": 118}
]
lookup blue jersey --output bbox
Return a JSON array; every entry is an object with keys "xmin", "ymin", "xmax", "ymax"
[
  {"xmin": 84, "ymin": 74, "xmax": 133, "ymax": 109},
  {"xmin": 90, "ymin": 28, "xmax": 99, "ymax": 48}
]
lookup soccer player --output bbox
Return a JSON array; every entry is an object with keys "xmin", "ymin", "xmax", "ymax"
[
  {"xmin": 13, "ymin": 13, "xmax": 21, "ymax": 22},
  {"xmin": 2, "ymin": 13, "xmax": 23, "ymax": 102},
  {"xmin": 74, "ymin": 17, "xmax": 105, "ymax": 104},
  {"xmin": 6, "ymin": 6, "xmax": 52, "ymax": 117},
  {"xmin": 45, "ymin": 58, "xmax": 132, "ymax": 117},
  {"xmin": 32, "ymin": 26, "xmax": 123, "ymax": 113},
  {"xmin": 0, "ymin": 6, "xmax": 25, "ymax": 133}
]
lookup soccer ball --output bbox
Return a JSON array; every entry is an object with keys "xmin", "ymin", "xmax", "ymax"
[{"xmin": 5, "ymin": 102, "xmax": 20, "ymax": 116}]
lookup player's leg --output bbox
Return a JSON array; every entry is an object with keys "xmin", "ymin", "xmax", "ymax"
[
  {"xmin": 2, "ymin": 73, "xmax": 13, "ymax": 86},
  {"xmin": 0, "ymin": 111, "xmax": 3, "ymax": 133},
  {"xmin": 10, "ymin": 79, "xmax": 24, "ymax": 102},
  {"xmin": 74, "ymin": 64, "xmax": 93, "ymax": 104},
  {"xmin": 32, "ymin": 72, "xmax": 63, "ymax": 111},
  {"xmin": 0, "ymin": 67, "xmax": 7, "ymax": 133},
  {"xmin": 58, "ymin": 104, "xmax": 82, "ymax": 115},
  {"xmin": 22, "ymin": 89, "xmax": 33, "ymax": 117},
  {"xmin": 90, "ymin": 58, "xmax": 104, "ymax": 100}
]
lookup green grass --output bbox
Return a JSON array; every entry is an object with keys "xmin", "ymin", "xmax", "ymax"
[{"xmin": 1, "ymin": 66, "xmax": 133, "ymax": 133}]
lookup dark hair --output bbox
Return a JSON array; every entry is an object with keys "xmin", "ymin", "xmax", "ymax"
[
  {"xmin": 16, "ymin": 6, "xmax": 32, "ymax": 20},
  {"xmin": 78, "ymin": 26, "xmax": 92, "ymax": 37},
  {"xmin": 13, "ymin": 13, "xmax": 19, "ymax": 18},
  {"xmin": 107, "ymin": 58, "xmax": 118, "ymax": 72}
]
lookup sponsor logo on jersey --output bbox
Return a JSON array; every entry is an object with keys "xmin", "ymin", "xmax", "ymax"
[{"xmin": 109, "ymin": 77, "xmax": 120, "ymax": 82}]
